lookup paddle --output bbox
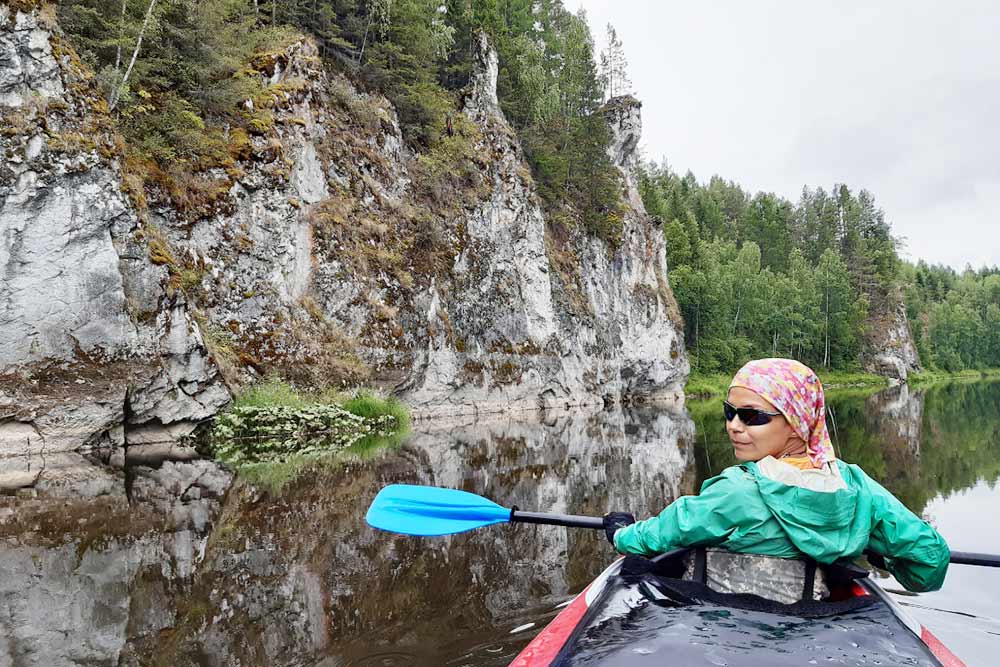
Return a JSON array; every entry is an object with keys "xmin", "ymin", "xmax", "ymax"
[
  {"xmin": 365, "ymin": 484, "xmax": 602, "ymax": 536},
  {"xmin": 366, "ymin": 484, "xmax": 1000, "ymax": 568}
]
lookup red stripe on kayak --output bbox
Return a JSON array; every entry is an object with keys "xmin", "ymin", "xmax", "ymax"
[
  {"xmin": 920, "ymin": 627, "xmax": 966, "ymax": 667},
  {"xmin": 509, "ymin": 588, "xmax": 591, "ymax": 667}
]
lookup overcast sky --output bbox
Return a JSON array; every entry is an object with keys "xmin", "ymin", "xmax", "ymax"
[{"xmin": 564, "ymin": 1, "xmax": 1000, "ymax": 270}]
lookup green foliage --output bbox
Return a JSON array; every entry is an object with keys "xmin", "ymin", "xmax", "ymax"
[
  {"xmin": 686, "ymin": 370, "xmax": 888, "ymax": 399},
  {"xmin": 512, "ymin": 4, "xmax": 623, "ymax": 243},
  {"xmin": 647, "ymin": 152, "xmax": 996, "ymax": 373},
  {"xmin": 211, "ymin": 403, "xmax": 368, "ymax": 464},
  {"xmin": 233, "ymin": 378, "xmax": 312, "ymax": 409},
  {"xmin": 909, "ymin": 368, "xmax": 995, "ymax": 385},
  {"xmin": 211, "ymin": 381, "xmax": 409, "ymax": 466},
  {"xmin": 59, "ymin": 0, "xmax": 302, "ymax": 216},
  {"xmin": 60, "ymin": 0, "xmax": 625, "ymax": 243},
  {"xmin": 903, "ymin": 263, "xmax": 1000, "ymax": 371},
  {"xmin": 341, "ymin": 390, "xmax": 412, "ymax": 452},
  {"xmin": 641, "ymin": 163, "xmax": 908, "ymax": 372}
]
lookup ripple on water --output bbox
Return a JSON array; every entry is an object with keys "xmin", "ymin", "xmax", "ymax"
[{"xmin": 348, "ymin": 651, "xmax": 418, "ymax": 666}]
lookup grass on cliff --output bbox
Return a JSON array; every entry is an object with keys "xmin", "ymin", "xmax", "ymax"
[{"xmin": 214, "ymin": 379, "xmax": 411, "ymax": 491}]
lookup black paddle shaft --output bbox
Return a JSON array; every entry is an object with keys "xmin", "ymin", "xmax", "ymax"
[
  {"xmin": 510, "ymin": 510, "xmax": 604, "ymax": 530},
  {"xmin": 949, "ymin": 551, "xmax": 1000, "ymax": 567}
]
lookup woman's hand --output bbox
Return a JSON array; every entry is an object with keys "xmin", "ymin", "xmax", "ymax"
[{"xmin": 603, "ymin": 512, "xmax": 636, "ymax": 545}]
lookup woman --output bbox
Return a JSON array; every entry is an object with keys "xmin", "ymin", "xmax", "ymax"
[{"xmin": 604, "ymin": 358, "xmax": 950, "ymax": 592}]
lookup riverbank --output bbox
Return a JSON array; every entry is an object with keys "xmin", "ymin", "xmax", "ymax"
[
  {"xmin": 909, "ymin": 368, "xmax": 1000, "ymax": 386},
  {"xmin": 685, "ymin": 370, "xmax": 889, "ymax": 399}
]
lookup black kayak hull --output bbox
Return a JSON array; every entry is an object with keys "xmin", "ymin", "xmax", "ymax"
[{"xmin": 511, "ymin": 554, "xmax": 965, "ymax": 667}]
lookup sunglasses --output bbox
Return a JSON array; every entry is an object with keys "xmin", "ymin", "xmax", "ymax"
[{"xmin": 723, "ymin": 401, "xmax": 782, "ymax": 426}]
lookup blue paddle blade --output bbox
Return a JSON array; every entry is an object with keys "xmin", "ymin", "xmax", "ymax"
[{"xmin": 366, "ymin": 484, "xmax": 512, "ymax": 536}]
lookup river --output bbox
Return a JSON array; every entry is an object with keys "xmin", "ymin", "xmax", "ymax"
[
  {"xmin": 321, "ymin": 379, "xmax": 1000, "ymax": 667},
  {"xmin": 24, "ymin": 380, "xmax": 995, "ymax": 665}
]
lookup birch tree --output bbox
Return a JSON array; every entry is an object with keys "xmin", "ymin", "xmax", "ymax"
[{"xmin": 109, "ymin": 0, "xmax": 157, "ymax": 110}]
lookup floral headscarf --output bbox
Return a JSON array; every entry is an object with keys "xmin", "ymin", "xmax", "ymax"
[{"xmin": 729, "ymin": 358, "xmax": 836, "ymax": 469}]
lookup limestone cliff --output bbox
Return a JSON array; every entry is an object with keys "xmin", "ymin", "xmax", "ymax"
[
  {"xmin": 861, "ymin": 288, "xmax": 921, "ymax": 382},
  {"xmin": 1, "ymin": 7, "xmax": 689, "ymax": 495},
  {"xmin": 0, "ymin": 6, "xmax": 229, "ymax": 497}
]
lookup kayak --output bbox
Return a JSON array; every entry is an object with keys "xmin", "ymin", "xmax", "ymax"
[{"xmin": 510, "ymin": 548, "xmax": 966, "ymax": 667}]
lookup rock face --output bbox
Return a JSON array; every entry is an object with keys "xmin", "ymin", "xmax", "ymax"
[
  {"xmin": 0, "ymin": 8, "xmax": 689, "ymax": 664},
  {"xmin": 0, "ymin": 8, "xmax": 230, "ymax": 499},
  {"xmin": 862, "ymin": 291, "xmax": 921, "ymax": 382},
  {"xmin": 1, "ymin": 5, "xmax": 688, "ymax": 477}
]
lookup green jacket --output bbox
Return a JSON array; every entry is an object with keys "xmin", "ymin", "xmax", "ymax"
[{"xmin": 613, "ymin": 460, "xmax": 950, "ymax": 592}]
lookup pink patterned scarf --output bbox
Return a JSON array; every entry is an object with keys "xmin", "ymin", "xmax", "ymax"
[{"xmin": 729, "ymin": 358, "xmax": 836, "ymax": 469}]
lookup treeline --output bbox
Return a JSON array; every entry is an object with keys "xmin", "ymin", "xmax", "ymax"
[
  {"xmin": 641, "ymin": 162, "xmax": 999, "ymax": 374},
  {"xmin": 640, "ymin": 165, "xmax": 902, "ymax": 373},
  {"xmin": 903, "ymin": 263, "xmax": 1000, "ymax": 370},
  {"xmin": 57, "ymin": 0, "xmax": 624, "ymax": 239}
]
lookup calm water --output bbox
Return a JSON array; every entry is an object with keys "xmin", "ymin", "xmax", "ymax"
[{"xmin": 323, "ymin": 380, "xmax": 1000, "ymax": 666}]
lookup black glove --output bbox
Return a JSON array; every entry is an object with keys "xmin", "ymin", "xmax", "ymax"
[
  {"xmin": 866, "ymin": 552, "xmax": 888, "ymax": 570},
  {"xmin": 603, "ymin": 512, "xmax": 636, "ymax": 546}
]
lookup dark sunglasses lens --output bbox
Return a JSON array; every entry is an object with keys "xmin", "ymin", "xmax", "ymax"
[
  {"xmin": 723, "ymin": 402, "xmax": 774, "ymax": 426},
  {"xmin": 742, "ymin": 409, "xmax": 772, "ymax": 426}
]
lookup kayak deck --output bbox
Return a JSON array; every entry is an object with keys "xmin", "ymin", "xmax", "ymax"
[{"xmin": 513, "ymin": 550, "xmax": 964, "ymax": 667}]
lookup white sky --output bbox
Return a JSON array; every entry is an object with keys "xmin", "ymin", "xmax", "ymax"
[{"xmin": 564, "ymin": 0, "xmax": 1000, "ymax": 270}]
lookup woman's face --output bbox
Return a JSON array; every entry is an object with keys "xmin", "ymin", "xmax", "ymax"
[{"xmin": 726, "ymin": 386, "xmax": 804, "ymax": 462}]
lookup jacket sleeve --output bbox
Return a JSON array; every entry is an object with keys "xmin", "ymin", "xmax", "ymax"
[
  {"xmin": 613, "ymin": 469, "xmax": 758, "ymax": 556},
  {"xmin": 863, "ymin": 472, "xmax": 950, "ymax": 592}
]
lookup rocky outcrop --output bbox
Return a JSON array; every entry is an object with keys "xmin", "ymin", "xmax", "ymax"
[
  {"xmin": 0, "ymin": 8, "xmax": 230, "ymax": 498},
  {"xmin": 3, "ymin": 4, "xmax": 687, "ymax": 457},
  {"xmin": 0, "ymin": 8, "xmax": 690, "ymax": 662},
  {"xmin": 397, "ymin": 61, "xmax": 686, "ymax": 415},
  {"xmin": 862, "ymin": 289, "xmax": 920, "ymax": 382}
]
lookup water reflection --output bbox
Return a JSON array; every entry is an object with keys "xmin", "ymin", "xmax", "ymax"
[
  {"xmin": 144, "ymin": 401, "xmax": 696, "ymax": 666},
  {"xmin": 157, "ymin": 381, "xmax": 1000, "ymax": 666},
  {"xmin": 8, "ymin": 381, "xmax": 999, "ymax": 666}
]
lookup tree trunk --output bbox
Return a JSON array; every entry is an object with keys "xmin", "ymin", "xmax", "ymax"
[
  {"xmin": 358, "ymin": 16, "xmax": 372, "ymax": 64},
  {"xmin": 113, "ymin": 0, "xmax": 126, "ymax": 73},
  {"xmin": 695, "ymin": 302, "xmax": 700, "ymax": 371},
  {"xmin": 110, "ymin": 0, "xmax": 157, "ymax": 111},
  {"xmin": 823, "ymin": 286, "xmax": 830, "ymax": 367}
]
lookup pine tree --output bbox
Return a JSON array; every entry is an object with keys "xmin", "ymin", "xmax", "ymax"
[{"xmin": 599, "ymin": 23, "xmax": 630, "ymax": 99}]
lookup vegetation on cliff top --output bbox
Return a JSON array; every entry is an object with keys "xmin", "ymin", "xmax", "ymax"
[{"xmin": 56, "ymin": 0, "xmax": 627, "ymax": 244}]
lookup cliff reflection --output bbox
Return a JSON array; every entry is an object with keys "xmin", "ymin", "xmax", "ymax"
[{"xmin": 150, "ymin": 401, "xmax": 696, "ymax": 666}]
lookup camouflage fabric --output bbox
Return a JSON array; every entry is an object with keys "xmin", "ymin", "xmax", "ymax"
[{"xmin": 681, "ymin": 549, "xmax": 830, "ymax": 603}]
